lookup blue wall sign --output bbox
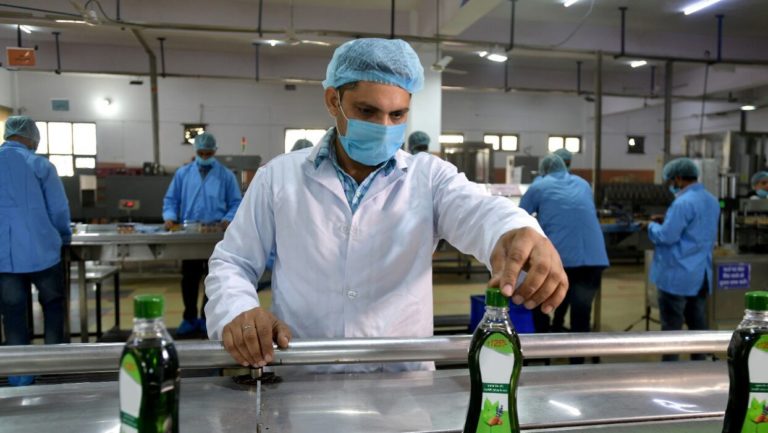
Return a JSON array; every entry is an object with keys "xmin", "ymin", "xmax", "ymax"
[
  {"xmin": 717, "ymin": 263, "xmax": 751, "ymax": 290},
  {"xmin": 51, "ymin": 99, "xmax": 69, "ymax": 111}
]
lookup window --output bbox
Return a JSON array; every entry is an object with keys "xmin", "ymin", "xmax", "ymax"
[
  {"xmin": 484, "ymin": 133, "xmax": 518, "ymax": 152},
  {"xmin": 183, "ymin": 124, "xmax": 207, "ymax": 145},
  {"xmin": 547, "ymin": 135, "xmax": 581, "ymax": 153},
  {"xmin": 439, "ymin": 133, "xmax": 464, "ymax": 144},
  {"xmin": 627, "ymin": 135, "xmax": 645, "ymax": 154},
  {"xmin": 35, "ymin": 121, "xmax": 97, "ymax": 177},
  {"xmin": 284, "ymin": 128, "xmax": 326, "ymax": 153}
]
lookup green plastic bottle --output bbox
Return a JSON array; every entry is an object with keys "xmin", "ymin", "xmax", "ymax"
[
  {"xmin": 722, "ymin": 291, "xmax": 768, "ymax": 433},
  {"xmin": 463, "ymin": 287, "xmax": 523, "ymax": 433},
  {"xmin": 119, "ymin": 295, "xmax": 180, "ymax": 433}
]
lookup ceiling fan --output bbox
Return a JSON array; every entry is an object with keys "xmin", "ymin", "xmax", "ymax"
[{"xmin": 257, "ymin": 0, "xmax": 330, "ymax": 47}]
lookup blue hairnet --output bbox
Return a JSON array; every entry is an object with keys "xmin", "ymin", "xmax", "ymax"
[
  {"xmin": 322, "ymin": 38, "xmax": 424, "ymax": 93},
  {"xmin": 662, "ymin": 157, "xmax": 699, "ymax": 181},
  {"xmin": 3, "ymin": 115, "xmax": 40, "ymax": 144},
  {"xmin": 194, "ymin": 133, "xmax": 217, "ymax": 151},
  {"xmin": 751, "ymin": 171, "xmax": 768, "ymax": 187},
  {"xmin": 553, "ymin": 148, "xmax": 573, "ymax": 162},
  {"xmin": 291, "ymin": 139, "xmax": 313, "ymax": 152},
  {"xmin": 408, "ymin": 131, "xmax": 430, "ymax": 151},
  {"xmin": 539, "ymin": 154, "xmax": 567, "ymax": 175}
]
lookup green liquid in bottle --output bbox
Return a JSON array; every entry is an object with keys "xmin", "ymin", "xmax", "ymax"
[
  {"xmin": 119, "ymin": 295, "xmax": 181, "ymax": 433},
  {"xmin": 722, "ymin": 291, "xmax": 768, "ymax": 433},
  {"xmin": 463, "ymin": 287, "xmax": 523, "ymax": 433}
]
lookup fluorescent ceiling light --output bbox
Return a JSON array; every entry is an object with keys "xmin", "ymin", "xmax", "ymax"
[
  {"xmin": 487, "ymin": 53, "xmax": 508, "ymax": 62},
  {"xmin": 630, "ymin": 60, "xmax": 648, "ymax": 68},
  {"xmin": 265, "ymin": 39, "xmax": 283, "ymax": 47},
  {"xmin": 477, "ymin": 51, "xmax": 488, "ymax": 58},
  {"xmin": 740, "ymin": 105, "xmax": 756, "ymax": 111},
  {"xmin": 55, "ymin": 19, "xmax": 87, "ymax": 24},
  {"xmin": 683, "ymin": 0, "xmax": 722, "ymax": 15},
  {"xmin": 563, "ymin": 0, "xmax": 579, "ymax": 7},
  {"xmin": 19, "ymin": 25, "xmax": 32, "ymax": 34}
]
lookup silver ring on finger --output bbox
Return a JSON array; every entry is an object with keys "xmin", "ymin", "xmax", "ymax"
[{"xmin": 241, "ymin": 324, "xmax": 254, "ymax": 331}]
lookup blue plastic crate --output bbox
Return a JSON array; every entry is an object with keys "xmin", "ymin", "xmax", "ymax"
[{"xmin": 469, "ymin": 295, "xmax": 535, "ymax": 334}]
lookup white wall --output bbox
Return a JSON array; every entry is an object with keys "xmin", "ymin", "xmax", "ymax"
[
  {"xmin": 11, "ymin": 70, "xmax": 763, "ymax": 172},
  {"xmin": 15, "ymin": 71, "xmax": 329, "ymax": 167},
  {"xmin": 0, "ymin": 68, "xmax": 13, "ymax": 108}
]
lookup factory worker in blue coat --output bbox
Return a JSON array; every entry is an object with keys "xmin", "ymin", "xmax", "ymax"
[
  {"xmin": 205, "ymin": 38, "xmax": 568, "ymax": 373},
  {"xmin": 646, "ymin": 157, "xmax": 719, "ymax": 361},
  {"xmin": 750, "ymin": 171, "xmax": 768, "ymax": 199},
  {"xmin": 519, "ymin": 155, "xmax": 608, "ymax": 363},
  {"xmin": 163, "ymin": 132, "xmax": 242, "ymax": 336},
  {"xmin": 0, "ymin": 116, "xmax": 71, "ymax": 386}
]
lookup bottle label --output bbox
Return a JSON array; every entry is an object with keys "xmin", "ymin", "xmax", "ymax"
[
  {"xmin": 743, "ymin": 335, "xmax": 768, "ymax": 432},
  {"xmin": 119, "ymin": 353, "xmax": 142, "ymax": 433},
  {"xmin": 475, "ymin": 333, "xmax": 515, "ymax": 433}
]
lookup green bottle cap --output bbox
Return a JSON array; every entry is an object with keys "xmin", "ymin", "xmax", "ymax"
[
  {"xmin": 134, "ymin": 295, "xmax": 164, "ymax": 319},
  {"xmin": 745, "ymin": 291, "xmax": 768, "ymax": 311},
  {"xmin": 485, "ymin": 287, "xmax": 508, "ymax": 308}
]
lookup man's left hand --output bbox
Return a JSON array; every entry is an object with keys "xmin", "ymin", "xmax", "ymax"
[{"xmin": 489, "ymin": 227, "xmax": 568, "ymax": 314}]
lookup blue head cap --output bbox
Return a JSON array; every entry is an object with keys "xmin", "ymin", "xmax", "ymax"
[
  {"xmin": 4, "ymin": 115, "xmax": 40, "ymax": 144},
  {"xmin": 662, "ymin": 157, "xmax": 699, "ymax": 181},
  {"xmin": 322, "ymin": 38, "xmax": 424, "ymax": 93},
  {"xmin": 194, "ymin": 133, "xmax": 217, "ymax": 151},
  {"xmin": 751, "ymin": 171, "xmax": 768, "ymax": 187},
  {"xmin": 539, "ymin": 154, "xmax": 567, "ymax": 175},
  {"xmin": 553, "ymin": 148, "xmax": 573, "ymax": 162},
  {"xmin": 291, "ymin": 139, "xmax": 314, "ymax": 152},
  {"xmin": 408, "ymin": 131, "xmax": 430, "ymax": 152}
]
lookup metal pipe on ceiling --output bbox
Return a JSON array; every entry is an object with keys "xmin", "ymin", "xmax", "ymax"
[
  {"xmin": 663, "ymin": 60, "xmax": 674, "ymax": 163},
  {"xmin": 716, "ymin": 14, "xmax": 724, "ymax": 63},
  {"xmin": 131, "ymin": 29, "xmax": 161, "ymax": 166},
  {"xmin": 0, "ymin": 331, "xmax": 732, "ymax": 375},
  {"xmin": 157, "ymin": 37, "xmax": 166, "ymax": 78},
  {"xmin": 593, "ymin": 50, "xmax": 603, "ymax": 207},
  {"xmin": 52, "ymin": 31, "xmax": 61, "ymax": 74},
  {"xmin": 619, "ymin": 6, "xmax": 627, "ymax": 57}
]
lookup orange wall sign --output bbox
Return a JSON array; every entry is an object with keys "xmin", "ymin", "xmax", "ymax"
[{"xmin": 6, "ymin": 47, "xmax": 36, "ymax": 67}]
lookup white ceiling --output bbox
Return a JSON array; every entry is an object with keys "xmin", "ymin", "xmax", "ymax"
[{"xmin": 0, "ymin": 0, "xmax": 766, "ymax": 99}]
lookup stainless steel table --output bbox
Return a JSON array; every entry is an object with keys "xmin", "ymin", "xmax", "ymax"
[
  {"xmin": 0, "ymin": 361, "xmax": 728, "ymax": 433},
  {"xmin": 66, "ymin": 224, "xmax": 223, "ymax": 342}
]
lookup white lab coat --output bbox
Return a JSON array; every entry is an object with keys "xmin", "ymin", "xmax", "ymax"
[{"xmin": 205, "ymin": 129, "xmax": 543, "ymax": 373}]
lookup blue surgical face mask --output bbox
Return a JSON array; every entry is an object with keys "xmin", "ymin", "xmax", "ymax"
[
  {"xmin": 336, "ymin": 94, "xmax": 406, "ymax": 166},
  {"xmin": 757, "ymin": 189, "xmax": 768, "ymax": 198},
  {"xmin": 196, "ymin": 155, "xmax": 214, "ymax": 166}
]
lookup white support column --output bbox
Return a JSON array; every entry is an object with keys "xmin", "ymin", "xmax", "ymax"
[{"xmin": 407, "ymin": 44, "xmax": 442, "ymax": 153}]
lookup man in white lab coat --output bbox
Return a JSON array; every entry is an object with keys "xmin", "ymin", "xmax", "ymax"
[{"xmin": 205, "ymin": 38, "xmax": 567, "ymax": 372}]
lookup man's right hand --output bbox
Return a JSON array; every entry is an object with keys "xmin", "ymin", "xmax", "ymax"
[
  {"xmin": 222, "ymin": 307, "xmax": 292, "ymax": 367},
  {"xmin": 164, "ymin": 220, "xmax": 177, "ymax": 230}
]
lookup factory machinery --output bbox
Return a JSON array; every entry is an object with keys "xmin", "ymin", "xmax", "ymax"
[
  {"xmin": 0, "ymin": 331, "xmax": 733, "ymax": 433},
  {"xmin": 61, "ymin": 155, "xmax": 261, "ymax": 223}
]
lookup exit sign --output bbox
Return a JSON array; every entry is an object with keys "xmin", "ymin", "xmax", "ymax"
[{"xmin": 6, "ymin": 47, "xmax": 36, "ymax": 67}]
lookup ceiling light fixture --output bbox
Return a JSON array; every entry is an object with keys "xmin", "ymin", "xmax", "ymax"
[
  {"xmin": 55, "ymin": 19, "xmax": 87, "ymax": 24},
  {"xmin": 630, "ymin": 60, "xmax": 648, "ymax": 68},
  {"xmin": 683, "ymin": 0, "xmax": 723, "ymax": 15},
  {"xmin": 487, "ymin": 53, "xmax": 508, "ymax": 63},
  {"xmin": 486, "ymin": 47, "xmax": 508, "ymax": 63},
  {"xmin": 19, "ymin": 25, "xmax": 32, "ymax": 34},
  {"xmin": 563, "ymin": 0, "xmax": 579, "ymax": 7},
  {"xmin": 265, "ymin": 39, "xmax": 283, "ymax": 47},
  {"xmin": 740, "ymin": 105, "xmax": 756, "ymax": 111},
  {"xmin": 477, "ymin": 51, "xmax": 488, "ymax": 58}
]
